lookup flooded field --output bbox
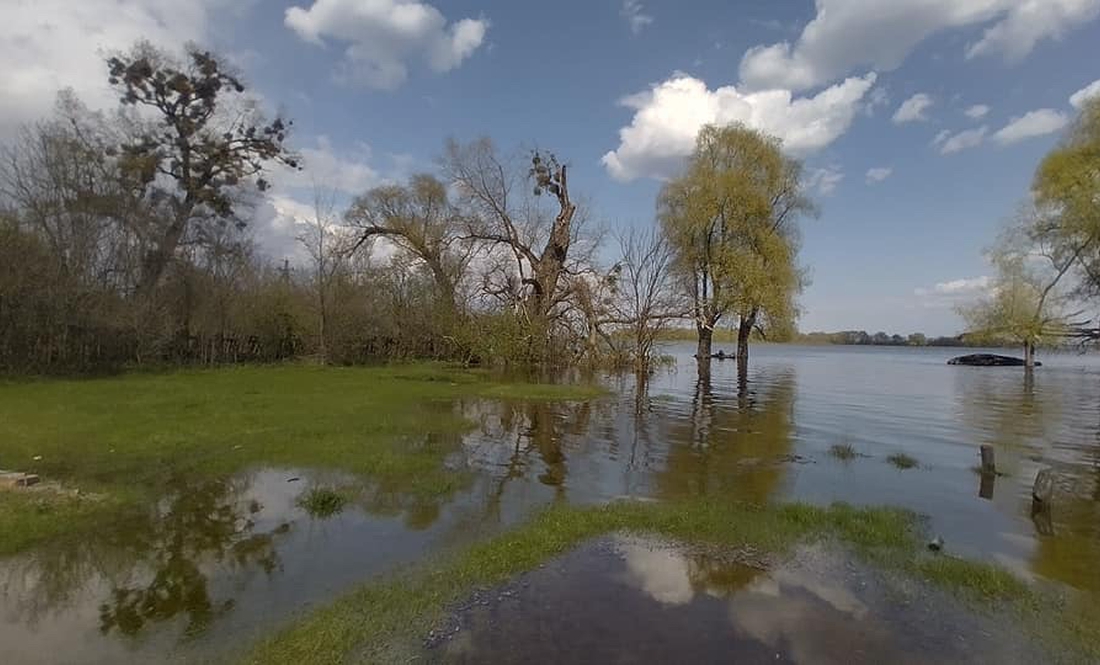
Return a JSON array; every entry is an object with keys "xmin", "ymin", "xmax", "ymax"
[{"xmin": 2, "ymin": 345, "xmax": 1099, "ymax": 663}]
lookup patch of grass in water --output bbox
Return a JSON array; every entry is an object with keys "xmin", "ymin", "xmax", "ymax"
[
  {"xmin": 829, "ymin": 443, "xmax": 858, "ymax": 461},
  {"xmin": 911, "ymin": 556, "xmax": 1029, "ymax": 600},
  {"xmin": 887, "ymin": 452, "xmax": 920, "ymax": 470},
  {"xmin": 296, "ymin": 487, "xmax": 350, "ymax": 519}
]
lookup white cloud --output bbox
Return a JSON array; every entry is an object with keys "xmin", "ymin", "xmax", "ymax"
[
  {"xmin": 602, "ymin": 73, "xmax": 877, "ymax": 182},
  {"xmin": 273, "ymin": 136, "xmax": 382, "ymax": 195},
  {"xmin": 738, "ymin": 0, "xmax": 1100, "ymax": 92},
  {"xmin": 966, "ymin": 0, "xmax": 1100, "ymax": 61},
  {"xmin": 807, "ymin": 166, "xmax": 844, "ymax": 195},
  {"xmin": 964, "ymin": 104, "xmax": 991, "ymax": 119},
  {"xmin": 939, "ymin": 126, "xmax": 988, "ymax": 154},
  {"xmin": 284, "ymin": 0, "xmax": 488, "ymax": 89},
  {"xmin": 932, "ymin": 129, "xmax": 952, "ymax": 146},
  {"xmin": 1070, "ymin": 79, "xmax": 1100, "ymax": 109},
  {"xmin": 620, "ymin": 0, "xmax": 654, "ymax": 35},
  {"xmin": 992, "ymin": 109, "xmax": 1069, "ymax": 145},
  {"xmin": 914, "ymin": 276, "xmax": 992, "ymax": 307},
  {"xmin": 892, "ymin": 93, "xmax": 933, "ymax": 124},
  {"xmin": 0, "ymin": 0, "xmax": 225, "ymax": 140},
  {"xmin": 865, "ymin": 167, "xmax": 892, "ymax": 183}
]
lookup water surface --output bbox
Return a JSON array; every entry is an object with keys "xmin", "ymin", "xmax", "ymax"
[{"xmin": 3, "ymin": 345, "xmax": 1099, "ymax": 662}]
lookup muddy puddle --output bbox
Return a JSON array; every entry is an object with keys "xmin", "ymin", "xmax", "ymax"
[{"xmin": 427, "ymin": 536, "xmax": 1056, "ymax": 664}]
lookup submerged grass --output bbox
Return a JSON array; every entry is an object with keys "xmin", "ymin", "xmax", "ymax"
[
  {"xmin": 828, "ymin": 443, "xmax": 858, "ymax": 461},
  {"xmin": 0, "ymin": 363, "xmax": 604, "ymax": 554},
  {"xmin": 296, "ymin": 487, "xmax": 350, "ymax": 519},
  {"xmin": 887, "ymin": 452, "xmax": 920, "ymax": 470},
  {"xmin": 240, "ymin": 500, "xmax": 915, "ymax": 665}
]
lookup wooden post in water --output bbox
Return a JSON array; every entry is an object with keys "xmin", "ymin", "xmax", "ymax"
[
  {"xmin": 979, "ymin": 445, "xmax": 996, "ymax": 475},
  {"xmin": 977, "ymin": 445, "xmax": 997, "ymax": 500},
  {"xmin": 1032, "ymin": 468, "xmax": 1055, "ymax": 506}
]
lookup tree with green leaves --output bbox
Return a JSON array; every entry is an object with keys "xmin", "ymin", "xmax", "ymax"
[
  {"xmin": 959, "ymin": 226, "xmax": 1079, "ymax": 368},
  {"xmin": 106, "ymin": 42, "xmax": 298, "ymax": 296},
  {"xmin": 658, "ymin": 123, "xmax": 813, "ymax": 377}
]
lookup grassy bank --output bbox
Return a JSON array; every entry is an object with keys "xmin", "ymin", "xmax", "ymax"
[
  {"xmin": 242, "ymin": 498, "xmax": 1096, "ymax": 665},
  {"xmin": 0, "ymin": 363, "xmax": 604, "ymax": 555}
]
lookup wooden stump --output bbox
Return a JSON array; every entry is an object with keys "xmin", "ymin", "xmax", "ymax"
[
  {"xmin": 979, "ymin": 445, "xmax": 996, "ymax": 475},
  {"xmin": 1033, "ymin": 467, "xmax": 1055, "ymax": 505}
]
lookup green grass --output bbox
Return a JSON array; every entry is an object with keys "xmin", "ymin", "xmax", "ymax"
[
  {"xmin": 0, "ymin": 363, "xmax": 604, "ymax": 554},
  {"xmin": 239, "ymin": 498, "xmax": 1100, "ymax": 665},
  {"xmin": 829, "ymin": 443, "xmax": 858, "ymax": 461},
  {"xmin": 887, "ymin": 452, "xmax": 920, "ymax": 470},
  {"xmin": 296, "ymin": 487, "xmax": 350, "ymax": 519}
]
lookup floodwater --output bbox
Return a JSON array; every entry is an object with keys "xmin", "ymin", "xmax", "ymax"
[
  {"xmin": 3, "ymin": 344, "xmax": 1100, "ymax": 663},
  {"xmin": 429, "ymin": 536, "xmax": 1052, "ymax": 664}
]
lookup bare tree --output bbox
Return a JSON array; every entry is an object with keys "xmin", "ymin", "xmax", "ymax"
[
  {"xmin": 612, "ymin": 227, "xmax": 686, "ymax": 371},
  {"xmin": 297, "ymin": 184, "xmax": 349, "ymax": 363},
  {"xmin": 441, "ymin": 139, "xmax": 577, "ymax": 324}
]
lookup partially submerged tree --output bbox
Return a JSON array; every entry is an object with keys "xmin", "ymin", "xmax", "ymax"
[
  {"xmin": 659, "ymin": 123, "xmax": 812, "ymax": 377},
  {"xmin": 960, "ymin": 225, "xmax": 1080, "ymax": 368},
  {"xmin": 609, "ymin": 228, "xmax": 685, "ymax": 372},
  {"xmin": 107, "ymin": 43, "xmax": 298, "ymax": 295}
]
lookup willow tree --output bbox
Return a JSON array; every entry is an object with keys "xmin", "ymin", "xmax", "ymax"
[
  {"xmin": 345, "ymin": 174, "xmax": 470, "ymax": 311},
  {"xmin": 960, "ymin": 234, "xmax": 1077, "ymax": 368},
  {"xmin": 659, "ymin": 124, "xmax": 812, "ymax": 376},
  {"xmin": 1031, "ymin": 97, "xmax": 1100, "ymax": 305}
]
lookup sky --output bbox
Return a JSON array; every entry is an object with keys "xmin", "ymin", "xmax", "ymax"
[{"xmin": 2, "ymin": 0, "xmax": 1099, "ymax": 336}]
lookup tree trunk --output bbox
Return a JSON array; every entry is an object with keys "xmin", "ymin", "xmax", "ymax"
[
  {"xmin": 696, "ymin": 325, "xmax": 713, "ymax": 381},
  {"xmin": 1024, "ymin": 340, "xmax": 1036, "ymax": 369},
  {"xmin": 737, "ymin": 308, "xmax": 757, "ymax": 370}
]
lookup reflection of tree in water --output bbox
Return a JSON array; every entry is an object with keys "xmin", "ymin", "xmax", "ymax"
[
  {"xmin": 462, "ymin": 398, "xmax": 597, "ymax": 519},
  {"xmin": 0, "ymin": 475, "xmax": 287, "ymax": 639},
  {"xmin": 957, "ymin": 370, "xmax": 1054, "ymax": 473},
  {"xmin": 97, "ymin": 477, "xmax": 284, "ymax": 637},
  {"xmin": 656, "ymin": 369, "xmax": 796, "ymax": 504},
  {"xmin": 352, "ymin": 429, "xmax": 469, "ymax": 531}
]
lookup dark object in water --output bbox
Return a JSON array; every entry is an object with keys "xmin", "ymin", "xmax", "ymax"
[{"xmin": 947, "ymin": 354, "xmax": 1040, "ymax": 367}]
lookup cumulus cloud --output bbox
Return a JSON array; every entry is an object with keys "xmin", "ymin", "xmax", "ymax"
[
  {"xmin": 738, "ymin": 0, "xmax": 1100, "ymax": 92},
  {"xmin": 620, "ymin": 0, "xmax": 654, "ymax": 35},
  {"xmin": 602, "ymin": 73, "xmax": 877, "ymax": 182},
  {"xmin": 865, "ymin": 167, "xmax": 892, "ymax": 183},
  {"xmin": 964, "ymin": 104, "xmax": 991, "ymax": 119},
  {"xmin": 914, "ymin": 276, "xmax": 992, "ymax": 307},
  {"xmin": 892, "ymin": 93, "xmax": 933, "ymax": 124},
  {"xmin": 0, "ymin": 0, "xmax": 224, "ymax": 140},
  {"xmin": 992, "ymin": 109, "xmax": 1069, "ymax": 145},
  {"xmin": 807, "ymin": 166, "xmax": 844, "ymax": 195},
  {"xmin": 284, "ymin": 0, "xmax": 488, "ymax": 89},
  {"xmin": 272, "ymin": 136, "xmax": 382, "ymax": 195},
  {"xmin": 938, "ymin": 126, "xmax": 988, "ymax": 154},
  {"xmin": 966, "ymin": 0, "xmax": 1100, "ymax": 61},
  {"xmin": 1070, "ymin": 79, "xmax": 1100, "ymax": 109}
]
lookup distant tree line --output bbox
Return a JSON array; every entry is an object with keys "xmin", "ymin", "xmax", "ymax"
[{"xmin": 791, "ymin": 330, "xmax": 968, "ymax": 347}]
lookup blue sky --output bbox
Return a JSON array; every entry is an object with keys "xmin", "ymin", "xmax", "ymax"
[{"xmin": 3, "ymin": 0, "xmax": 1100, "ymax": 335}]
